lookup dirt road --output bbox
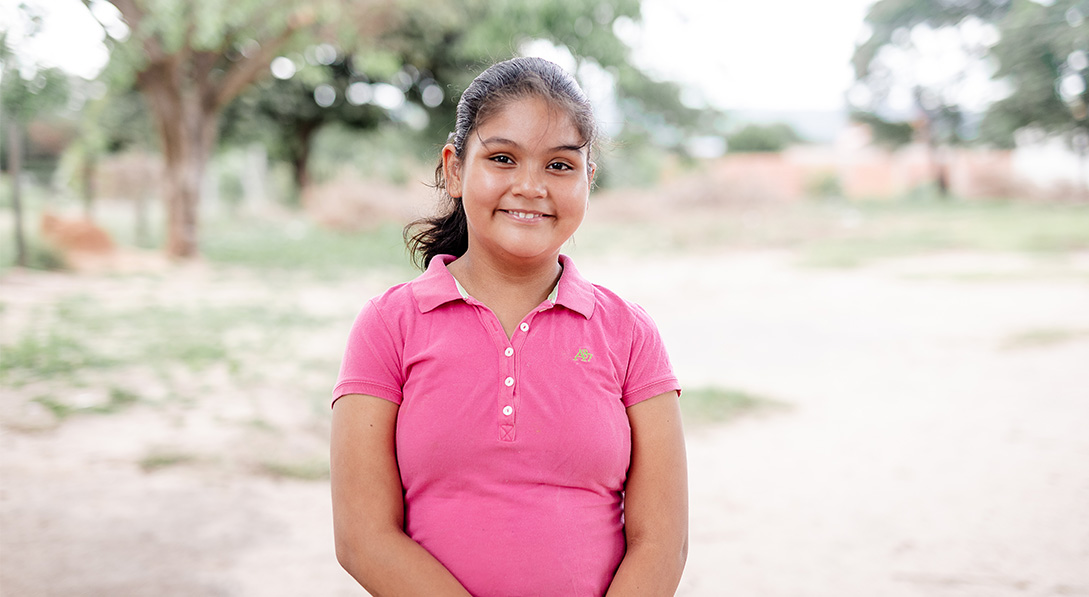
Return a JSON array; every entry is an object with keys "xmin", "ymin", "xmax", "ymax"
[{"xmin": 2, "ymin": 249, "xmax": 1088, "ymax": 596}]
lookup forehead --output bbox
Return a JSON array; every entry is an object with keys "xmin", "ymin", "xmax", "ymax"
[{"xmin": 472, "ymin": 95, "xmax": 586, "ymax": 148}]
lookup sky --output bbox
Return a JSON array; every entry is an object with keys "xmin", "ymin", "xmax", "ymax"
[
  {"xmin": 0, "ymin": 0, "xmax": 876, "ymax": 113},
  {"xmin": 630, "ymin": 0, "xmax": 876, "ymax": 112}
]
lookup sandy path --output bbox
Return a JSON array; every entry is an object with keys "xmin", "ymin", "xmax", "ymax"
[
  {"xmin": 579, "ymin": 251, "xmax": 1089, "ymax": 597},
  {"xmin": 2, "ymin": 250, "xmax": 1088, "ymax": 596}
]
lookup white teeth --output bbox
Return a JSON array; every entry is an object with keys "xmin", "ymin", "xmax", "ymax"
[{"xmin": 508, "ymin": 211, "xmax": 543, "ymax": 220}]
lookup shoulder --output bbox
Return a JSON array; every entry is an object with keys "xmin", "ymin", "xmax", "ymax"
[{"xmin": 588, "ymin": 282, "xmax": 662, "ymax": 336}]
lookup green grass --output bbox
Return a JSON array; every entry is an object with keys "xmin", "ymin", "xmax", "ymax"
[
  {"xmin": 139, "ymin": 450, "xmax": 200, "ymax": 472},
  {"xmin": 796, "ymin": 200, "xmax": 1089, "ymax": 267},
  {"xmin": 0, "ymin": 327, "xmax": 117, "ymax": 380},
  {"xmin": 258, "ymin": 457, "xmax": 330, "ymax": 481},
  {"xmin": 1001, "ymin": 327, "xmax": 1089, "ymax": 350},
  {"xmin": 681, "ymin": 386, "xmax": 790, "ymax": 424},
  {"xmin": 31, "ymin": 386, "xmax": 143, "ymax": 421},
  {"xmin": 1, "ymin": 292, "xmax": 331, "ymax": 389},
  {"xmin": 580, "ymin": 197, "xmax": 1089, "ymax": 267},
  {"xmin": 201, "ymin": 218, "xmax": 412, "ymax": 277}
]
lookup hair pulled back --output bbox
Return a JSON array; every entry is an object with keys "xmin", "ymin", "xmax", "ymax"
[{"xmin": 404, "ymin": 56, "xmax": 597, "ymax": 270}]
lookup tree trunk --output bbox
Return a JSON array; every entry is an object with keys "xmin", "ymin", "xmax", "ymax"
[
  {"xmin": 7, "ymin": 118, "xmax": 27, "ymax": 268},
  {"xmin": 138, "ymin": 67, "xmax": 219, "ymax": 259},
  {"xmin": 81, "ymin": 151, "xmax": 96, "ymax": 220},
  {"xmin": 290, "ymin": 120, "xmax": 320, "ymax": 194}
]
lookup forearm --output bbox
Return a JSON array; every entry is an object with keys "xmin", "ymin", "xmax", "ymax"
[
  {"xmin": 605, "ymin": 537, "xmax": 688, "ymax": 597},
  {"xmin": 336, "ymin": 527, "xmax": 471, "ymax": 597}
]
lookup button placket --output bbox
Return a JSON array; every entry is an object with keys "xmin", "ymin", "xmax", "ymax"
[
  {"xmin": 498, "ymin": 336, "xmax": 517, "ymax": 441},
  {"xmin": 498, "ymin": 313, "xmax": 538, "ymax": 443}
]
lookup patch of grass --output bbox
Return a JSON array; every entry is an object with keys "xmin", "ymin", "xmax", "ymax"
[
  {"xmin": 585, "ymin": 198, "xmax": 1089, "ymax": 267},
  {"xmin": 32, "ymin": 395, "xmax": 76, "ymax": 420},
  {"xmin": 681, "ymin": 386, "xmax": 790, "ymax": 424},
  {"xmin": 24, "ymin": 239, "xmax": 68, "ymax": 271},
  {"xmin": 139, "ymin": 450, "xmax": 200, "ymax": 472},
  {"xmin": 30, "ymin": 386, "xmax": 143, "ymax": 421},
  {"xmin": 0, "ymin": 327, "xmax": 116, "ymax": 384},
  {"xmin": 201, "ymin": 218, "xmax": 412, "ymax": 278},
  {"xmin": 1001, "ymin": 327, "xmax": 1089, "ymax": 350},
  {"xmin": 258, "ymin": 457, "xmax": 330, "ymax": 481},
  {"xmin": 100, "ymin": 386, "xmax": 141, "ymax": 412},
  {"xmin": 1, "ymin": 292, "xmax": 332, "ymax": 388},
  {"xmin": 798, "ymin": 200, "xmax": 1089, "ymax": 267}
]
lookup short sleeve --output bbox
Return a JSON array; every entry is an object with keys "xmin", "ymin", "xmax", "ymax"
[
  {"xmin": 621, "ymin": 304, "xmax": 681, "ymax": 407},
  {"xmin": 331, "ymin": 300, "xmax": 404, "ymax": 407}
]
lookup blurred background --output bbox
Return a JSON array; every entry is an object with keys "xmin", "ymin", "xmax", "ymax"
[{"xmin": 1, "ymin": 0, "xmax": 1087, "ymax": 595}]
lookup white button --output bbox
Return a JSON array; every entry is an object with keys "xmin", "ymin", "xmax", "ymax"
[
  {"xmin": 504, "ymin": 377, "xmax": 514, "ymax": 387},
  {"xmin": 504, "ymin": 347, "xmax": 514, "ymax": 357},
  {"xmin": 519, "ymin": 322, "xmax": 529, "ymax": 332},
  {"xmin": 502, "ymin": 405, "xmax": 513, "ymax": 416}
]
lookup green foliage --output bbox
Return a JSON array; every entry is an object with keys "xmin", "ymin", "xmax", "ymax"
[
  {"xmin": 851, "ymin": 0, "xmax": 1010, "ymax": 147},
  {"xmin": 726, "ymin": 123, "xmax": 802, "ymax": 153},
  {"xmin": 853, "ymin": 0, "xmax": 1089, "ymax": 148},
  {"xmin": 852, "ymin": 0, "xmax": 1010, "ymax": 81},
  {"xmin": 981, "ymin": 0, "xmax": 1089, "ymax": 148},
  {"xmin": 850, "ymin": 111, "xmax": 916, "ymax": 149},
  {"xmin": 221, "ymin": 0, "xmax": 718, "ymax": 193},
  {"xmin": 806, "ymin": 172, "xmax": 845, "ymax": 199},
  {"xmin": 0, "ymin": 21, "xmax": 71, "ymax": 124}
]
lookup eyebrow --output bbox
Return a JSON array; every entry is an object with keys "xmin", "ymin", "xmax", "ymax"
[{"xmin": 479, "ymin": 136, "xmax": 586, "ymax": 154}]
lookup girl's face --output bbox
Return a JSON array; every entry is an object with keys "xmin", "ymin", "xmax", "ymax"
[{"xmin": 443, "ymin": 95, "xmax": 594, "ymax": 266}]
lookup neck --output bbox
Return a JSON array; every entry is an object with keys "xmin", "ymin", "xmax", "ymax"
[{"xmin": 448, "ymin": 249, "xmax": 562, "ymax": 305}]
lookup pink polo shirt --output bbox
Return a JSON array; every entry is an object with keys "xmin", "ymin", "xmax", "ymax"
[{"xmin": 333, "ymin": 255, "xmax": 680, "ymax": 596}]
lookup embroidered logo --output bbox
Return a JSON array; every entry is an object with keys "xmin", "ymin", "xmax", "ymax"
[{"xmin": 573, "ymin": 348, "xmax": 593, "ymax": 362}]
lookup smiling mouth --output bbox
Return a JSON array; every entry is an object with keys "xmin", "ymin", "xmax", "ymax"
[{"xmin": 500, "ymin": 210, "xmax": 550, "ymax": 221}]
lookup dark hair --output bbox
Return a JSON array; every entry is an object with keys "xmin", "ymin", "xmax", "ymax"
[{"xmin": 404, "ymin": 56, "xmax": 597, "ymax": 269}]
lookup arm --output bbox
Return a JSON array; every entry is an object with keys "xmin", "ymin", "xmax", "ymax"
[
  {"xmin": 330, "ymin": 394, "xmax": 472, "ymax": 597},
  {"xmin": 606, "ymin": 391, "xmax": 689, "ymax": 596}
]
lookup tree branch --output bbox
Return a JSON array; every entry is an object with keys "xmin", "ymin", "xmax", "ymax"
[{"xmin": 211, "ymin": 11, "xmax": 313, "ymax": 111}]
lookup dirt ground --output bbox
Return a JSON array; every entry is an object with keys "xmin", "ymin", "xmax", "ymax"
[{"xmin": 2, "ymin": 244, "xmax": 1088, "ymax": 596}]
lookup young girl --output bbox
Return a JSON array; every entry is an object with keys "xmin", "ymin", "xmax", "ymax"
[{"xmin": 330, "ymin": 57, "xmax": 688, "ymax": 596}]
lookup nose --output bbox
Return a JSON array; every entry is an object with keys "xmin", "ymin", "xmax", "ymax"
[{"xmin": 512, "ymin": 167, "xmax": 546, "ymax": 199}]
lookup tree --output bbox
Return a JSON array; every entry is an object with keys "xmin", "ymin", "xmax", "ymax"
[
  {"xmin": 221, "ymin": 52, "xmax": 390, "ymax": 195},
  {"xmin": 848, "ymin": 110, "xmax": 916, "ymax": 149},
  {"xmin": 1, "ymin": 27, "xmax": 70, "ymax": 267},
  {"xmin": 851, "ymin": 0, "xmax": 1011, "ymax": 194},
  {"xmin": 87, "ymin": 0, "xmax": 397, "ymax": 258},
  {"xmin": 726, "ymin": 123, "xmax": 802, "ymax": 153},
  {"xmin": 222, "ymin": 0, "xmax": 716, "ymax": 196},
  {"xmin": 979, "ymin": 0, "xmax": 1089, "ymax": 151}
]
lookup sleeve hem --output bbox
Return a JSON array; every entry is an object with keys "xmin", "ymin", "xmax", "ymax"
[
  {"xmin": 622, "ymin": 377, "xmax": 681, "ymax": 408},
  {"xmin": 331, "ymin": 380, "xmax": 402, "ymax": 408}
]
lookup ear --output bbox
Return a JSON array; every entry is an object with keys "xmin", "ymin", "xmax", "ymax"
[
  {"xmin": 442, "ymin": 144, "xmax": 462, "ymax": 198},
  {"xmin": 588, "ymin": 161, "xmax": 597, "ymax": 188}
]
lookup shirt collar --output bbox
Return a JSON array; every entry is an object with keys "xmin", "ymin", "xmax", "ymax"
[{"xmin": 411, "ymin": 254, "xmax": 595, "ymax": 319}]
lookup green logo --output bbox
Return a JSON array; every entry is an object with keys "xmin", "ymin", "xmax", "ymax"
[{"xmin": 573, "ymin": 348, "xmax": 593, "ymax": 362}]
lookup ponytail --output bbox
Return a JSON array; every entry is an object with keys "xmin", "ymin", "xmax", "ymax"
[{"xmin": 404, "ymin": 161, "xmax": 468, "ymax": 269}]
